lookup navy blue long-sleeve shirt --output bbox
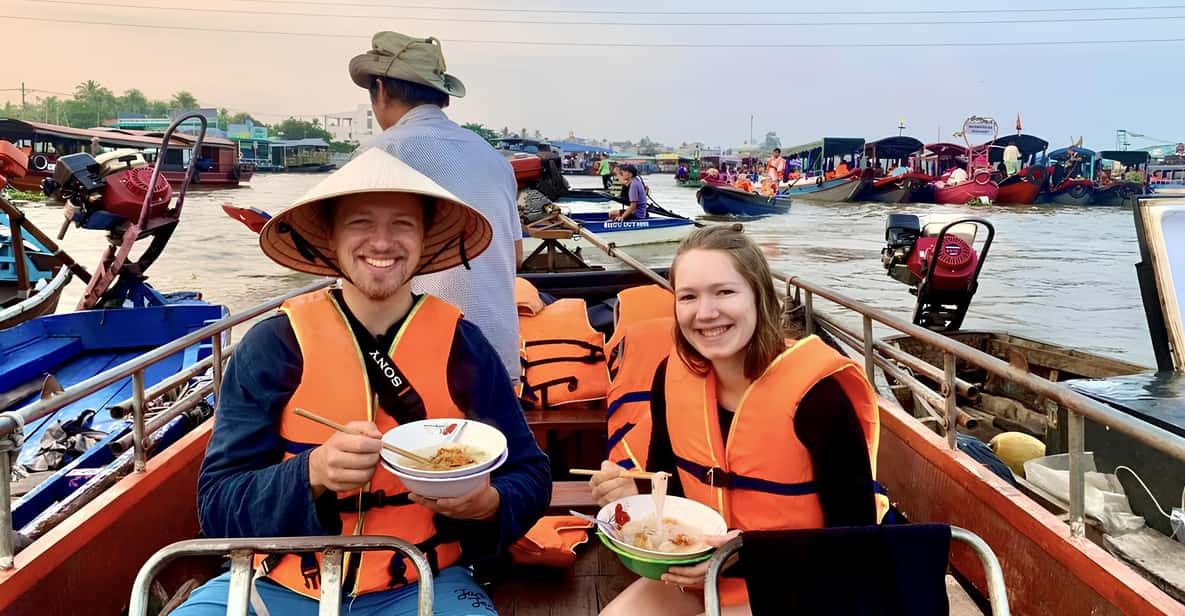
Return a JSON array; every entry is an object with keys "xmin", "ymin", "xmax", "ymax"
[{"xmin": 197, "ymin": 297, "xmax": 551, "ymax": 564}]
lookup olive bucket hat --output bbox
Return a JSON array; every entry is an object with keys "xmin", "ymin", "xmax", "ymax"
[{"xmin": 349, "ymin": 31, "xmax": 466, "ymax": 98}]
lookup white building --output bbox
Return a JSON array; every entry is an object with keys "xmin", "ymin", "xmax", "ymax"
[{"xmin": 323, "ymin": 104, "xmax": 376, "ymax": 144}]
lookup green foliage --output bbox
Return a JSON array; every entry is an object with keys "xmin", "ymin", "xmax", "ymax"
[
  {"xmin": 276, "ymin": 117, "xmax": 332, "ymax": 141},
  {"xmin": 0, "ymin": 81, "xmax": 210, "ymax": 129},
  {"xmin": 329, "ymin": 141, "xmax": 356, "ymax": 154},
  {"xmin": 462, "ymin": 122, "xmax": 499, "ymax": 146}
]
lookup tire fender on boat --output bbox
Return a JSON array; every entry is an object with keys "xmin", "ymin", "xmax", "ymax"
[{"xmin": 31, "ymin": 154, "xmax": 48, "ymax": 171}]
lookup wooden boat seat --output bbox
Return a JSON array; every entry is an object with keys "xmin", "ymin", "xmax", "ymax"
[{"xmin": 548, "ymin": 480, "xmax": 597, "ymax": 514}]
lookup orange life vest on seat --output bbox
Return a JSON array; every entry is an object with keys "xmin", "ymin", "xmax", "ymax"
[
  {"xmin": 519, "ymin": 297, "xmax": 609, "ymax": 408},
  {"xmin": 604, "ymin": 284, "xmax": 673, "ymax": 354},
  {"xmin": 605, "ymin": 317, "xmax": 674, "ymax": 470},
  {"xmin": 515, "ymin": 277, "xmax": 545, "ymax": 316},
  {"xmin": 509, "ymin": 515, "xmax": 593, "ymax": 567},
  {"xmin": 263, "ymin": 290, "xmax": 464, "ymax": 598},
  {"xmin": 665, "ymin": 335, "xmax": 889, "ymax": 606}
]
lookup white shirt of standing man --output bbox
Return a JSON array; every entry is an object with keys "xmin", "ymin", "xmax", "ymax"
[{"xmin": 349, "ymin": 31, "xmax": 523, "ymax": 384}]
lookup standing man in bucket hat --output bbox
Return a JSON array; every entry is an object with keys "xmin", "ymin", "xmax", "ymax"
[
  {"xmin": 179, "ymin": 149, "xmax": 550, "ymax": 616},
  {"xmin": 351, "ymin": 31, "xmax": 523, "ymax": 386}
]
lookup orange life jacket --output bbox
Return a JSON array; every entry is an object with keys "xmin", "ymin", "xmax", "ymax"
[
  {"xmin": 509, "ymin": 515, "xmax": 593, "ymax": 567},
  {"xmin": 264, "ymin": 290, "xmax": 464, "ymax": 598},
  {"xmin": 603, "ymin": 284, "xmax": 673, "ymax": 354},
  {"xmin": 519, "ymin": 297, "xmax": 609, "ymax": 408},
  {"xmin": 605, "ymin": 317, "xmax": 675, "ymax": 470},
  {"xmin": 665, "ymin": 335, "xmax": 889, "ymax": 605},
  {"xmin": 514, "ymin": 277, "xmax": 545, "ymax": 317}
]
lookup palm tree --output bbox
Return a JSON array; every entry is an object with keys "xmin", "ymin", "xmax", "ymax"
[{"xmin": 170, "ymin": 91, "xmax": 199, "ymax": 110}]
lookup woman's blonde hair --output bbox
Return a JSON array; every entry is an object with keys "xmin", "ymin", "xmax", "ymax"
[{"xmin": 669, "ymin": 224, "xmax": 784, "ymax": 379}]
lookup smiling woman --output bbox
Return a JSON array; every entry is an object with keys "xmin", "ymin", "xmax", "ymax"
[{"xmin": 590, "ymin": 223, "xmax": 892, "ymax": 616}]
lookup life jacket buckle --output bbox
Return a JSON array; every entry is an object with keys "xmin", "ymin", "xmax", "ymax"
[{"xmin": 705, "ymin": 466, "xmax": 730, "ymax": 488}]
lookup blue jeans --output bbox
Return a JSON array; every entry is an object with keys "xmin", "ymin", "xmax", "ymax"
[{"xmin": 172, "ymin": 565, "xmax": 497, "ymax": 616}]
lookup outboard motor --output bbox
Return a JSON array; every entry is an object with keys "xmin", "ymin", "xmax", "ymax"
[
  {"xmin": 881, "ymin": 215, "xmax": 995, "ymax": 331},
  {"xmin": 43, "ymin": 151, "xmax": 173, "ymax": 233}
]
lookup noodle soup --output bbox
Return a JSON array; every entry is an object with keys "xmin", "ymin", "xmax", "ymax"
[{"xmin": 404, "ymin": 444, "xmax": 489, "ymax": 472}]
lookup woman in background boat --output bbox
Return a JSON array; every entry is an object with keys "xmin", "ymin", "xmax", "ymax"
[
  {"xmin": 589, "ymin": 225, "xmax": 886, "ymax": 616},
  {"xmin": 609, "ymin": 164, "xmax": 649, "ymax": 221}
]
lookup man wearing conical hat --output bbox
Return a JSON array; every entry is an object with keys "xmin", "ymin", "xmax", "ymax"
[
  {"xmin": 182, "ymin": 150, "xmax": 550, "ymax": 615},
  {"xmin": 350, "ymin": 31, "xmax": 523, "ymax": 388}
]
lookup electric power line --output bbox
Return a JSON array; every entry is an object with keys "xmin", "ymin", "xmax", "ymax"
[
  {"xmin": 27, "ymin": 0, "xmax": 1185, "ymax": 27},
  {"xmin": 3, "ymin": 15, "xmax": 1185, "ymax": 48},
  {"xmin": 217, "ymin": 0, "xmax": 1185, "ymax": 17}
]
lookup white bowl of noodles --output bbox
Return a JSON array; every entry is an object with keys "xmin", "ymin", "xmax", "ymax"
[
  {"xmin": 384, "ymin": 448, "xmax": 509, "ymax": 499},
  {"xmin": 597, "ymin": 494, "xmax": 727, "ymax": 562},
  {"xmin": 380, "ymin": 419, "xmax": 507, "ymax": 479}
]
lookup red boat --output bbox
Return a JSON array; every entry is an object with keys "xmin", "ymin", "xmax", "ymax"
[
  {"xmin": 0, "ymin": 119, "xmax": 251, "ymax": 192},
  {"xmin": 979, "ymin": 133, "xmax": 1050, "ymax": 205},
  {"xmin": 922, "ymin": 143, "xmax": 1000, "ymax": 204}
]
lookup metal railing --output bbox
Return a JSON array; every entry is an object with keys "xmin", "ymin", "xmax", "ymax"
[
  {"xmin": 0, "ymin": 278, "xmax": 334, "ymax": 568},
  {"xmin": 788, "ymin": 274, "xmax": 1185, "ymax": 538},
  {"xmin": 127, "ymin": 535, "xmax": 433, "ymax": 616},
  {"xmin": 704, "ymin": 526, "xmax": 1010, "ymax": 616}
]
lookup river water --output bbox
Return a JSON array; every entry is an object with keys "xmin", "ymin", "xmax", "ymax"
[{"xmin": 16, "ymin": 171, "xmax": 1156, "ymax": 367}]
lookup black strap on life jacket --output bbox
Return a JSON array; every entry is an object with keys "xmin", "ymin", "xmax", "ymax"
[
  {"xmin": 674, "ymin": 456, "xmax": 819, "ymax": 495},
  {"xmin": 336, "ymin": 489, "xmax": 415, "ymax": 513},
  {"xmin": 521, "ymin": 338, "xmax": 605, "ymax": 368},
  {"xmin": 333, "ymin": 290, "xmax": 427, "ymax": 424}
]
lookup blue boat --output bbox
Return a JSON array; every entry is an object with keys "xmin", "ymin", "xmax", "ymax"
[
  {"xmin": 3, "ymin": 302, "xmax": 226, "ymax": 529},
  {"xmin": 0, "ymin": 114, "xmax": 230, "ymax": 532},
  {"xmin": 696, "ymin": 183, "xmax": 790, "ymax": 217},
  {"xmin": 556, "ymin": 189, "xmax": 615, "ymax": 204},
  {"xmin": 1, "ymin": 207, "xmax": 70, "ymax": 330}
]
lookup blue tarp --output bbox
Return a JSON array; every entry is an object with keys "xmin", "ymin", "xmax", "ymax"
[{"xmin": 549, "ymin": 141, "xmax": 613, "ymax": 154}]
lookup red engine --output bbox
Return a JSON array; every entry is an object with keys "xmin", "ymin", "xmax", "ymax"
[
  {"xmin": 905, "ymin": 234, "xmax": 977, "ymax": 291},
  {"xmin": 0, "ymin": 140, "xmax": 28, "ymax": 190},
  {"xmin": 102, "ymin": 166, "xmax": 173, "ymax": 221},
  {"xmin": 882, "ymin": 214, "xmax": 995, "ymax": 331}
]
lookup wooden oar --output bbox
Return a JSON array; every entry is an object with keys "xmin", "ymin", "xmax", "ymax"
[
  {"xmin": 569, "ymin": 468, "xmax": 665, "ymax": 480},
  {"xmin": 556, "ymin": 214, "xmax": 676, "ymax": 291},
  {"xmin": 293, "ymin": 408, "xmax": 435, "ymax": 466}
]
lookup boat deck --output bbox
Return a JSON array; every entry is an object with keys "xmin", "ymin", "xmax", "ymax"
[{"xmin": 489, "ymin": 540, "xmax": 986, "ymax": 615}]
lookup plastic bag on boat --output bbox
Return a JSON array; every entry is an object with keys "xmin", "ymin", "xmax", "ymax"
[
  {"xmin": 517, "ymin": 189, "xmax": 559, "ymax": 225},
  {"xmin": 22, "ymin": 409, "xmax": 107, "ymax": 474},
  {"xmin": 1024, "ymin": 453, "xmax": 1146, "ymax": 535}
]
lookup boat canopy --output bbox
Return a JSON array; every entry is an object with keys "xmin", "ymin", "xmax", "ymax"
[
  {"xmin": 865, "ymin": 136, "xmax": 923, "ymax": 159},
  {"xmin": 1046, "ymin": 146, "xmax": 1098, "ymax": 162},
  {"xmin": 924, "ymin": 142, "xmax": 969, "ymax": 158},
  {"xmin": 1098, "ymin": 150, "xmax": 1151, "ymax": 166},
  {"xmin": 550, "ymin": 141, "xmax": 612, "ymax": 154},
  {"xmin": 982, "ymin": 134, "xmax": 1049, "ymax": 163},
  {"xmin": 271, "ymin": 138, "xmax": 330, "ymax": 149},
  {"xmin": 783, "ymin": 137, "xmax": 865, "ymax": 159},
  {"xmin": 783, "ymin": 137, "xmax": 865, "ymax": 172},
  {"xmin": 0, "ymin": 118, "xmax": 179, "ymax": 150}
]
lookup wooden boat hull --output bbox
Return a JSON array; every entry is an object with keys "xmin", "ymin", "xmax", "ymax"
[
  {"xmin": 1091, "ymin": 183, "xmax": 1144, "ymax": 207},
  {"xmin": 932, "ymin": 176, "xmax": 1000, "ymax": 205},
  {"xmin": 878, "ymin": 400, "xmax": 1180, "ymax": 615},
  {"xmin": 1045, "ymin": 180, "xmax": 1095, "ymax": 205},
  {"xmin": 696, "ymin": 184, "xmax": 790, "ymax": 217},
  {"xmin": 0, "ymin": 423, "xmax": 211, "ymax": 616},
  {"xmin": 0, "ymin": 274, "xmax": 64, "ymax": 330},
  {"xmin": 996, "ymin": 170, "xmax": 1046, "ymax": 205},
  {"xmin": 856, "ymin": 174, "xmax": 933, "ymax": 204},
  {"xmin": 785, "ymin": 176, "xmax": 866, "ymax": 203}
]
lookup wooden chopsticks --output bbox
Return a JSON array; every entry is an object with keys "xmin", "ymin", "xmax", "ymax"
[
  {"xmin": 293, "ymin": 407, "xmax": 434, "ymax": 466},
  {"xmin": 569, "ymin": 468, "xmax": 667, "ymax": 480}
]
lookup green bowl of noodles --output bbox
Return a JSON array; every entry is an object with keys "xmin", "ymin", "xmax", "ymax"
[{"xmin": 597, "ymin": 531, "xmax": 713, "ymax": 580}]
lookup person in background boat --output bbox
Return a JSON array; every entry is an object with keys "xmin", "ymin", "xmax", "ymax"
[
  {"xmin": 890, "ymin": 160, "xmax": 911, "ymax": 177},
  {"xmin": 973, "ymin": 151, "xmax": 989, "ymax": 170},
  {"xmin": 860, "ymin": 160, "xmax": 876, "ymax": 181},
  {"xmin": 732, "ymin": 172, "xmax": 754, "ymax": 193},
  {"xmin": 590, "ymin": 225, "xmax": 885, "ymax": 616},
  {"xmin": 835, "ymin": 158, "xmax": 852, "ymax": 177},
  {"xmin": 1003, "ymin": 143, "xmax": 1022, "ymax": 176},
  {"xmin": 609, "ymin": 164, "xmax": 649, "ymax": 221},
  {"xmin": 765, "ymin": 148, "xmax": 786, "ymax": 182},
  {"xmin": 676, "ymin": 164, "xmax": 690, "ymax": 181},
  {"xmin": 1097, "ymin": 167, "xmax": 1114, "ymax": 187},
  {"xmin": 182, "ymin": 150, "xmax": 551, "ymax": 616},
  {"xmin": 945, "ymin": 164, "xmax": 969, "ymax": 186},
  {"xmin": 597, "ymin": 155, "xmax": 614, "ymax": 189},
  {"xmin": 350, "ymin": 31, "xmax": 522, "ymax": 385}
]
